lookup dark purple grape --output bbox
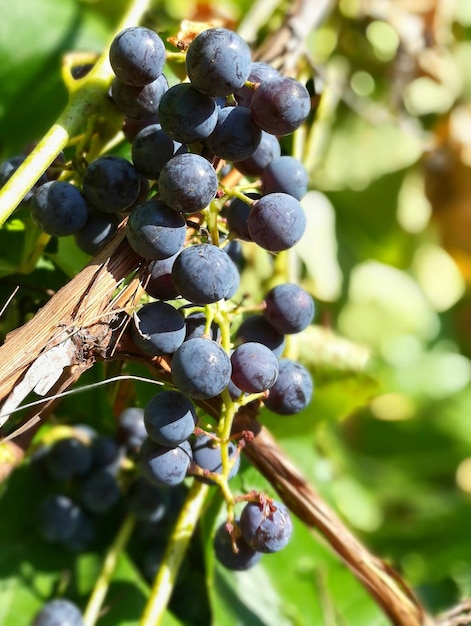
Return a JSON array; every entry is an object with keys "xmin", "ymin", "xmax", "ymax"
[
  {"xmin": 45, "ymin": 437, "xmax": 92, "ymax": 482},
  {"xmin": 64, "ymin": 514, "xmax": 96, "ymax": 553},
  {"xmin": 74, "ymin": 210, "xmax": 119, "ymax": 255},
  {"xmin": 82, "ymin": 155, "xmax": 140, "ymax": 213},
  {"xmin": 186, "ymin": 28, "xmax": 252, "ymax": 97},
  {"xmin": 90, "ymin": 435, "xmax": 122, "ymax": 472},
  {"xmin": 251, "ymin": 76, "xmax": 311, "ymax": 136},
  {"xmin": 30, "ymin": 181, "xmax": 88, "ymax": 237},
  {"xmin": 226, "ymin": 193, "xmax": 260, "ymax": 241},
  {"xmin": 123, "ymin": 115, "xmax": 160, "ymax": 142},
  {"xmin": 247, "ymin": 192, "xmax": 306, "ymax": 252},
  {"xmin": 79, "ymin": 469, "xmax": 121, "ymax": 514},
  {"xmin": 158, "ymin": 83, "xmax": 218, "ymax": 144},
  {"xmin": 117, "ymin": 406, "xmax": 146, "ymax": 452},
  {"xmin": 32, "ymin": 599, "xmax": 84, "ymax": 626},
  {"xmin": 0, "ymin": 155, "xmax": 47, "ymax": 204},
  {"xmin": 234, "ymin": 131, "xmax": 281, "ymax": 177},
  {"xmin": 205, "ymin": 106, "xmax": 261, "ymax": 162},
  {"xmin": 126, "ymin": 199, "xmax": 186, "ymax": 260},
  {"xmin": 126, "ymin": 475, "xmax": 170, "ymax": 522},
  {"xmin": 142, "ymin": 253, "xmax": 180, "ymax": 300},
  {"xmin": 234, "ymin": 61, "xmax": 280, "ymax": 107},
  {"xmin": 240, "ymin": 499, "xmax": 293, "ymax": 553},
  {"xmin": 224, "ymin": 239, "xmax": 243, "ymax": 267},
  {"xmin": 213, "ymin": 521, "xmax": 262, "ymax": 570},
  {"xmin": 184, "ymin": 311, "xmax": 221, "ymax": 342},
  {"xmin": 140, "ymin": 437, "xmax": 192, "ymax": 487},
  {"xmin": 131, "ymin": 123, "xmax": 186, "ymax": 180},
  {"xmin": 261, "ymin": 156, "xmax": 308, "ymax": 200},
  {"xmin": 191, "ymin": 434, "xmax": 240, "ymax": 484},
  {"xmin": 264, "ymin": 358, "xmax": 313, "ymax": 415},
  {"xmin": 171, "ymin": 338, "xmax": 231, "ymax": 399},
  {"xmin": 111, "ymin": 74, "xmax": 168, "ymax": 119},
  {"xmin": 172, "ymin": 244, "xmax": 236, "ymax": 305},
  {"xmin": 263, "ymin": 283, "xmax": 314, "ymax": 334},
  {"xmin": 132, "ymin": 301, "xmax": 186, "ymax": 356},
  {"xmin": 37, "ymin": 494, "xmax": 84, "ymax": 543},
  {"xmin": 158, "ymin": 153, "xmax": 218, "ymax": 214},
  {"xmin": 230, "ymin": 342, "xmax": 279, "ymax": 393},
  {"xmin": 144, "ymin": 390, "xmax": 197, "ymax": 446},
  {"xmin": 236, "ymin": 315, "xmax": 285, "ymax": 357},
  {"xmin": 109, "ymin": 26, "xmax": 166, "ymax": 86}
]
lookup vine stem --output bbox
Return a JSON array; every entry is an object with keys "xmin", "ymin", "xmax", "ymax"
[
  {"xmin": 0, "ymin": 0, "xmax": 153, "ymax": 226},
  {"xmin": 83, "ymin": 514, "xmax": 137, "ymax": 626},
  {"xmin": 139, "ymin": 480, "xmax": 209, "ymax": 626}
]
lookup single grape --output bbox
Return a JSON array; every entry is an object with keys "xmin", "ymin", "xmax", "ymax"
[
  {"xmin": 186, "ymin": 28, "xmax": 252, "ymax": 97},
  {"xmin": 45, "ymin": 437, "xmax": 92, "ymax": 482},
  {"xmin": 225, "ymin": 255, "xmax": 240, "ymax": 299},
  {"xmin": 172, "ymin": 244, "xmax": 235, "ymax": 304},
  {"xmin": 184, "ymin": 311, "xmax": 221, "ymax": 342},
  {"xmin": 240, "ymin": 499, "xmax": 293, "ymax": 553},
  {"xmin": 142, "ymin": 252, "xmax": 180, "ymax": 300},
  {"xmin": 37, "ymin": 494, "xmax": 84, "ymax": 544},
  {"xmin": 64, "ymin": 514, "xmax": 96, "ymax": 553},
  {"xmin": 74, "ymin": 210, "xmax": 119, "ymax": 255},
  {"xmin": 30, "ymin": 181, "xmax": 88, "ymax": 237},
  {"xmin": 247, "ymin": 192, "xmax": 306, "ymax": 252},
  {"xmin": 126, "ymin": 199, "xmax": 186, "ymax": 260},
  {"xmin": 171, "ymin": 338, "xmax": 231, "ymax": 400},
  {"xmin": 234, "ymin": 61, "xmax": 280, "ymax": 107},
  {"xmin": 131, "ymin": 123, "xmax": 186, "ymax": 180},
  {"xmin": 213, "ymin": 521, "xmax": 262, "ymax": 570},
  {"xmin": 32, "ymin": 598, "xmax": 84, "ymax": 626},
  {"xmin": 236, "ymin": 315, "xmax": 285, "ymax": 357},
  {"xmin": 263, "ymin": 358, "xmax": 313, "ymax": 415},
  {"xmin": 144, "ymin": 390, "xmax": 197, "ymax": 447},
  {"xmin": 191, "ymin": 434, "xmax": 240, "ymax": 484},
  {"xmin": 140, "ymin": 437, "xmax": 192, "ymax": 487},
  {"xmin": 263, "ymin": 283, "xmax": 314, "ymax": 334},
  {"xmin": 90, "ymin": 435, "xmax": 122, "ymax": 472},
  {"xmin": 82, "ymin": 155, "xmax": 141, "ymax": 213},
  {"xmin": 261, "ymin": 156, "xmax": 308, "ymax": 200},
  {"xmin": 111, "ymin": 73, "xmax": 168, "ymax": 119},
  {"xmin": 234, "ymin": 132, "xmax": 281, "ymax": 177},
  {"xmin": 230, "ymin": 342, "xmax": 279, "ymax": 393},
  {"xmin": 158, "ymin": 153, "xmax": 218, "ymax": 214},
  {"xmin": 117, "ymin": 406, "xmax": 147, "ymax": 452},
  {"xmin": 126, "ymin": 475, "xmax": 170, "ymax": 522},
  {"xmin": 79, "ymin": 469, "xmax": 121, "ymax": 514},
  {"xmin": 226, "ymin": 193, "xmax": 260, "ymax": 241},
  {"xmin": 224, "ymin": 239, "xmax": 243, "ymax": 267},
  {"xmin": 205, "ymin": 106, "xmax": 261, "ymax": 162},
  {"xmin": 109, "ymin": 26, "xmax": 166, "ymax": 86},
  {"xmin": 251, "ymin": 76, "xmax": 311, "ymax": 136},
  {"xmin": 158, "ymin": 83, "xmax": 218, "ymax": 144},
  {"xmin": 132, "ymin": 300, "xmax": 186, "ymax": 356}
]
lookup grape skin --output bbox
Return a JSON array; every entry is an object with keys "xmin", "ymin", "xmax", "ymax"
[
  {"xmin": 126, "ymin": 199, "xmax": 186, "ymax": 260},
  {"xmin": 247, "ymin": 192, "xmax": 306, "ymax": 252},
  {"xmin": 205, "ymin": 106, "xmax": 262, "ymax": 162},
  {"xmin": 230, "ymin": 342, "xmax": 279, "ymax": 393},
  {"xmin": 74, "ymin": 211, "xmax": 118, "ymax": 255},
  {"xmin": 111, "ymin": 74, "xmax": 168, "ymax": 120},
  {"xmin": 143, "ymin": 253, "xmax": 180, "ymax": 300},
  {"xmin": 213, "ymin": 521, "xmax": 262, "ymax": 571},
  {"xmin": 109, "ymin": 26, "xmax": 166, "ymax": 87},
  {"xmin": 131, "ymin": 124, "xmax": 187, "ymax": 180},
  {"xmin": 32, "ymin": 599, "xmax": 84, "ymax": 626},
  {"xmin": 144, "ymin": 390, "xmax": 197, "ymax": 447},
  {"xmin": 126, "ymin": 475, "xmax": 170, "ymax": 522},
  {"xmin": 171, "ymin": 338, "xmax": 231, "ymax": 400},
  {"xmin": 158, "ymin": 83, "xmax": 218, "ymax": 144},
  {"xmin": 240, "ymin": 499, "xmax": 293, "ymax": 553},
  {"xmin": 263, "ymin": 283, "xmax": 315, "ymax": 334},
  {"xmin": 30, "ymin": 181, "xmax": 88, "ymax": 237},
  {"xmin": 140, "ymin": 437, "xmax": 192, "ymax": 487},
  {"xmin": 251, "ymin": 76, "xmax": 311, "ymax": 136},
  {"xmin": 234, "ymin": 132, "xmax": 281, "ymax": 177},
  {"xmin": 236, "ymin": 315, "xmax": 285, "ymax": 357},
  {"xmin": 264, "ymin": 358, "xmax": 313, "ymax": 415},
  {"xmin": 82, "ymin": 155, "xmax": 141, "ymax": 213},
  {"xmin": 80, "ymin": 469, "xmax": 121, "ymax": 514},
  {"xmin": 37, "ymin": 494, "xmax": 83, "ymax": 544},
  {"xmin": 184, "ymin": 311, "xmax": 221, "ymax": 342},
  {"xmin": 191, "ymin": 434, "xmax": 240, "ymax": 484},
  {"xmin": 132, "ymin": 301, "xmax": 186, "ymax": 356},
  {"xmin": 234, "ymin": 61, "xmax": 280, "ymax": 108},
  {"xmin": 158, "ymin": 153, "xmax": 218, "ymax": 214},
  {"xmin": 261, "ymin": 155, "xmax": 308, "ymax": 200},
  {"xmin": 186, "ymin": 28, "xmax": 252, "ymax": 97},
  {"xmin": 226, "ymin": 193, "xmax": 260, "ymax": 241},
  {"xmin": 172, "ymin": 244, "xmax": 236, "ymax": 305},
  {"xmin": 45, "ymin": 437, "xmax": 92, "ymax": 482},
  {"xmin": 117, "ymin": 407, "xmax": 146, "ymax": 452}
]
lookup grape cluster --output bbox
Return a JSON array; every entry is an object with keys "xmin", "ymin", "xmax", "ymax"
[{"xmin": 2, "ymin": 22, "xmax": 318, "ymax": 591}]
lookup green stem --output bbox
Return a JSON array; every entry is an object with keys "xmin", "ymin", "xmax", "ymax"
[
  {"xmin": 83, "ymin": 514, "xmax": 136, "ymax": 626},
  {"xmin": 0, "ymin": 0, "xmax": 153, "ymax": 225},
  {"xmin": 139, "ymin": 480, "xmax": 209, "ymax": 626}
]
